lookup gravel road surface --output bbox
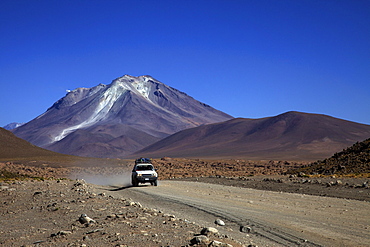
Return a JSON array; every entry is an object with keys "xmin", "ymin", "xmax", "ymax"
[{"xmin": 97, "ymin": 180, "xmax": 370, "ymax": 247}]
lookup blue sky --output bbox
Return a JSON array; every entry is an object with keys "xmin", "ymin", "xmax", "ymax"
[{"xmin": 1, "ymin": 0, "xmax": 369, "ymax": 127}]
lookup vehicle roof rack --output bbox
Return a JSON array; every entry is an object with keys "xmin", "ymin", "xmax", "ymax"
[{"xmin": 135, "ymin": 157, "xmax": 152, "ymax": 164}]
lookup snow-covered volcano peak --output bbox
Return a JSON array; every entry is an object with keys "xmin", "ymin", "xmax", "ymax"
[
  {"xmin": 139, "ymin": 75, "xmax": 155, "ymax": 81},
  {"xmin": 52, "ymin": 75, "xmax": 162, "ymax": 142},
  {"xmin": 111, "ymin": 75, "xmax": 158, "ymax": 100}
]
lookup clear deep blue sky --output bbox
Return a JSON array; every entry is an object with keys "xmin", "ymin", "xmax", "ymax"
[{"xmin": 1, "ymin": 0, "xmax": 369, "ymax": 127}]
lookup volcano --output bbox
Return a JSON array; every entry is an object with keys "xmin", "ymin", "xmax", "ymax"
[{"xmin": 13, "ymin": 75, "xmax": 233, "ymax": 157}]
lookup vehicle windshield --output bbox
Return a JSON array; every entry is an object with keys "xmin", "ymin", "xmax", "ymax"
[{"xmin": 135, "ymin": 165, "xmax": 154, "ymax": 171}]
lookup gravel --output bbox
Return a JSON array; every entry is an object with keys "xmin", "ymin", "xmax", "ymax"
[{"xmin": 0, "ymin": 179, "xmax": 242, "ymax": 247}]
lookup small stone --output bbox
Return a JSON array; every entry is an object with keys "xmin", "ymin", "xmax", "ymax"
[
  {"xmin": 79, "ymin": 214, "xmax": 96, "ymax": 224},
  {"xmin": 215, "ymin": 219, "xmax": 225, "ymax": 226},
  {"xmin": 51, "ymin": 230, "xmax": 72, "ymax": 237},
  {"xmin": 362, "ymin": 182, "xmax": 368, "ymax": 188},
  {"xmin": 129, "ymin": 201, "xmax": 142, "ymax": 208},
  {"xmin": 210, "ymin": 240, "xmax": 233, "ymax": 247},
  {"xmin": 335, "ymin": 180, "xmax": 343, "ymax": 185},
  {"xmin": 201, "ymin": 227, "xmax": 219, "ymax": 236},
  {"xmin": 0, "ymin": 186, "xmax": 9, "ymax": 191},
  {"xmin": 190, "ymin": 235, "xmax": 210, "ymax": 245},
  {"xmin": 163, "ymin": 213, "xmax": 176, "ymax": 218},
  {"xmin": 240, "ymin": 226, "xmax": 252, "ymax": 233}
]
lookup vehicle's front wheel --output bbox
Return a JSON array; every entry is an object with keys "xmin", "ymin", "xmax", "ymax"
[
  {"xmin": 153, "ymin": 180, "xmax": 158, "ymax": 186},
  {"xmin": 132, "ymin": 178, "xmax": 138, "ymax": 187}
]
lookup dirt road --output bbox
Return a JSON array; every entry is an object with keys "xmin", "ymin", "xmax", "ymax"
[{"xmin": 98, "ymin": 180, "xmax": 370, "ymax": 247}]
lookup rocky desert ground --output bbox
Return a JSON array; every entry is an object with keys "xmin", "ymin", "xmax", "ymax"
[
  {"xmin": 1, "ymin": 177, "xmax": 247, "ymax": 247},
  {"xmin": 1, "ymin": 158, "xmax": 369, "ymax": 247}
]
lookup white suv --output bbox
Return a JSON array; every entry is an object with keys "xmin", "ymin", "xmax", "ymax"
[{"xmin": 131, "ymin": 158, "xmax": 158, "ymax": 186}]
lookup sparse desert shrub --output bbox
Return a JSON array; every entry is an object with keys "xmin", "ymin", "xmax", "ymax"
[
  {"xmin": 0, "ymin": 169, "xmax": 44, "ymax": 181},
  {"xmin": 0, "ymin": 169, "xmax": 29, "ymax": 180}
]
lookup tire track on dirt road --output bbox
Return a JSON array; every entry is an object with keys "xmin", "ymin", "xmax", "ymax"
[
  {"xmin": 99, "ymin": 180, "xmax": 370, "ymax": 247},
  {"xmin": 146, "ymin": 191, "xmax": 321, "ymax": 246},
  {"xmin": 131, "ymin": 185, "xmax": 319, "ymax": 246}
]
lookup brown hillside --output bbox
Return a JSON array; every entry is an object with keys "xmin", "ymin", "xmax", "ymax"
[
  {"xmin": 0, "ymin": 127, "xmax": 64, "ymax": 159},
  {"xmin": 289, "ymin": 138, "xmax": 370, "ymax": 176},
  {"xmin": 133, "ymin": 111, "xmax": 370, "ymax": 161},
  {"xmin": 0, "ymin": 127, "xmax": 129, "ymax": 169}
]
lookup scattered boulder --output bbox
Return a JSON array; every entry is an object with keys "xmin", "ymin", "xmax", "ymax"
[
  {"xmin": 51, "ymin": 230, "xmax": 72, "ymax": 237},
  {"xmin": 215, "ymin": 219, "xmax": 225, "ymax": 226},
  {"xmin": 78, "ymin": 214, "xmax": 96, "ymax": 224},
  {"xmin": 240, "ymin": 225, "xmax": 252, "ymax": 233},
  {"xmin": 190, "ymin": 235, "xmax": 210, "ymax": 246},
  {"xmin": 209, "ymin": 240, "xmax": 233, "ymax": 247},
  {"xmin": 362, "ymin": 181, "xmax": 368, "ymax": 188},
  {"xmin": 335, "ymin": 180, "xmax": 343, "ymax": 185},
  {"xmin": 128, "ymin": 201, "xmax": 143, "ymax": 208},
  {"xmin": 0, "ymin": 185, "xmax": 10, "ymax": 191},
  {"xmin": 201, "ymin": 227, "xmax": 219, "ymax": 236}
]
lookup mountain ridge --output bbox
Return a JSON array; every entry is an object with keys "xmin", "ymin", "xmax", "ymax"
[
  {"xmin": 132, "ymin": 111, "xmax": 370, "ymax": 160},
  {"xmin": 3, "ymin": 122, "xmax": 24, "ymax": 130}
]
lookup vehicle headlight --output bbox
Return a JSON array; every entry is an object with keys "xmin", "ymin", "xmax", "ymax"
[{"xmin": 137, "ymin": 174, "xmax": 142, "ymax": 177}]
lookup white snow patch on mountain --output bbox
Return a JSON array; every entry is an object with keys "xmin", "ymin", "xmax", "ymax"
[
  {"xmin": 114, "ymin": 75, "xmax": 152, "ymax": 100},
  {"xmin": 54, "ymin": 81, "xmax": 129, "ymax": 142}
]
